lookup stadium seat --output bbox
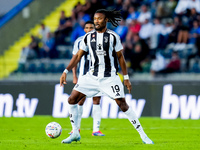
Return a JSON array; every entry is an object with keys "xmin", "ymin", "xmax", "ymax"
[
  {"xmin": 56, "ymin": 63, "xmax": 65, "ymax": 73},
  {"xmin": 56, "ymin": 45, "xmax": 72, "ymax": 59},
  {"xmin": 161, "ymin": 49, "xmax": 173, "ymax": 59},
  {"xmin": 27, "ymin": 63, "xmax": 37, "ymax": 73},
  {"xmin": 17, "ymin": 63, "xmax": 25, "ymax": 73},
  {"xmin": 191, "ymin": 62, "xmax": 200, "ymax": 73},
  {"xmin": 47, "ymin": 63, "xmax": 56, "ymax": 73},
  {"xmin": 142, "ymin": 62, "xmax": 151, "ymax": 73},
  {"xmin": 37, "ymin": 63, "xmax": 47, "ymax": 73}
]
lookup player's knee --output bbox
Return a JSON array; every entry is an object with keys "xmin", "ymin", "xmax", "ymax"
[
  {"xmin": 116, "ymin": 98, "xmax": 129, "ymax": 112},
  {"xmin": 93, "ymin": 97, "xmax": 101, "ymax": 104},
  {"xmin": 78, "ymin": 101, "xmax": 84, "ymax": 105},
  {"xmin": 119, "ymin": 103, "xmax": 129, "ymax": 112},
  {"xmin": 68, "ymin": 96, "xmax": 76, "ymax": 104},
  {"xmin": 78, "ymin": 97, "xmax": 86, "ymax": 105}
]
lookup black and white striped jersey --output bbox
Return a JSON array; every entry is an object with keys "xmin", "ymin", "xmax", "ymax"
[
  {"xmin": 72, "ymin": 36, "xmax": 90, "ymax": 76},
  {"xmin": 80, "ymin": 29, "xmax": 123, "ymax": 77}
]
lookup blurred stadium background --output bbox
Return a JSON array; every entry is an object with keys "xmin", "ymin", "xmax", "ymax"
[{"xmin": 0, "ymin": 0, "xmax": 200, "ymax": 119}]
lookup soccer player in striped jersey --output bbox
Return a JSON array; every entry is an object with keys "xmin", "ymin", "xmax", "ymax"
[
  {"xmin": 60, "ymin": 9, "xmax": 154, "ymax": 144},
  {"xmin": 71, "ymin": 21, "xmax": 105, "ymax": 136}
]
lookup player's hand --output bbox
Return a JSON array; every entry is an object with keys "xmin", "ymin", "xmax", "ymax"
[
  {"xmin": 124, "ymin": 79, "xmax": 132, "ymax": 93},
  {"xmin": 73, "ymin": 76, "xmax": 78, "ymax": 84},
  {"xmin": 60, "ymin": 72, "xmax": 67, "ymax": 87}
]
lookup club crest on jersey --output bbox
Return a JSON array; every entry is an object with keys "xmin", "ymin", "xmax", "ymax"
[
  {"xmin": 92, "ymin": 34, "xmax": 95, "ymax": 37},
  {"xmin": 104, "ymin": 37, "xmax": 108, "ymax": 43}
]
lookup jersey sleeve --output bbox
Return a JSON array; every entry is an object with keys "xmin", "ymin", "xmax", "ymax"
[
  {"xmin": 79, "ymin": 34, "xmax": 89, "ymax": 52},
  {"xmin": 114, "ymin": 34, "xmax": 123, "ymax": 52},
  {"xmin": 72, "ymin": 39, "xmax": 80, "ymax": 55}
]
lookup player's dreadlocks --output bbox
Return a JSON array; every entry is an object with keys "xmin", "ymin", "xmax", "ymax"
[{"xmin": 95, "ymin": 9, "xmax": 122, "ymax": 27}]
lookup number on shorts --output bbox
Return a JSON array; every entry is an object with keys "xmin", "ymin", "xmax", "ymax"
[{"xmin": 111, "ymin": 85, "xmax": 120, "ymax": 93}]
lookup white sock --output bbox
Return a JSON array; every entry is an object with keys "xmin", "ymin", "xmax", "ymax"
[
  {"xmin": 92, "ymin": 104, "xmax": 101, "ymax": 132},
  {"xmin": 68, "ymin": 104, "xmax": 79, "ymax": 134},
  {"xmin": 77, "ymin": 105, "xmax": 83, "ymax": 129},
  {"xmin": 124, "ymin": 107, "xmax": 147, "ymax": 139}
]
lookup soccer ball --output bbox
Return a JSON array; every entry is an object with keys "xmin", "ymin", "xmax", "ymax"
[{"xmin": 45, "ymin": 122, "xmax": 62, "ymax": 138}]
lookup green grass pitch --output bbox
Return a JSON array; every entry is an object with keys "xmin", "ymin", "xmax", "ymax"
[{"xmin": 0, "ymin": 116, "xmax": 199, "ymax": 150}]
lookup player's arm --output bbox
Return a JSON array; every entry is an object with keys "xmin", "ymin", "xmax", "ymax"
[
  {"xmin": 60, "ymin": 49, "xmax": 85, "ymax": 87},
  {"xmin": 71, "ymin": 38, "xmax": 80, "ymax": 85},
  {"xmin": 72, "ymin": 59, "xmax": 78, "ymax": 84},
  {"xmin": 116, "ymin": 50, "xmax": 132, "ymax": 93}
]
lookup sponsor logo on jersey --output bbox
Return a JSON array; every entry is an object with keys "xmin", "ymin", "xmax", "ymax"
[
  {"xmin": 97, "ymin": 44, "xmax": 102, "ymax": 50},
  {"xmin": 91, "ymin": 38, "xmax": 96, "ymax": 42},
  {"xmin": 96, "ymin": 50, "xmax": 106, "ymax": 56}
]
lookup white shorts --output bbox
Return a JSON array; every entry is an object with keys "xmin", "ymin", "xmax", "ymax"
[
  {"xmin": 93, "ymin": 91, "xmax": 104, "ymax": 97},
  {"xmin": 74, "ymin": 72, "xmax": 125, "ymax": 99},
  {"xmin": 78, "ymin": 74, "xmax": 104, "ymax": 97}
]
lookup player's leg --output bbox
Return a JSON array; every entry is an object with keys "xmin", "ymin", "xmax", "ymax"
[
  {"xmin": 100, "ymin": 75, "xmax": 153, "ymax": 144},
  {"xmin": 62, "ymin": 90, "xmax": 85, "ymax": 144},
  {"xmin": 92, "ymin": 96, "xmax": 105, "ymax": 136},
  {"xmin": 68, "ymin": 89, "xmax": 86, "ymax": 133},
  {"xmin": 115, "ymin": 98, "xmax": 154, "ymax": 144},
  {"xmin": 62, "ymin": 73, "xmax": 100, "ymax": 143},
  {"xmin": 77, "ymin": 97, "xmax": 86, "ymax": 131},
  {"xmin": 69, "ymin": 97, "xmax": 86, "ymax": 135}
]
